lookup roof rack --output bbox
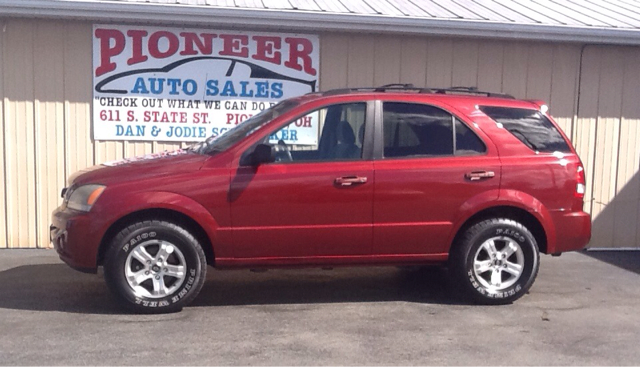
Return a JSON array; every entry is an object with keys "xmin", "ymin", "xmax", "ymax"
[{"xmin": 319, "ymin": 84, "xmax": 514, "ymax": 99}]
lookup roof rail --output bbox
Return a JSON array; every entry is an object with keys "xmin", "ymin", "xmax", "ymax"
[{"xmin": 318, "ymin": 85, "xmax": 514, "ymax": 99}]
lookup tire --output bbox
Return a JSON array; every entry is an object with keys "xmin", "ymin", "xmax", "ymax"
[
  {"xmin": 449, "ymin": 218, "xmax": 540, "ymax": 305},
  {"xmin": 104, "ymin": 220, "xmax": 207, "ymax": 313}
]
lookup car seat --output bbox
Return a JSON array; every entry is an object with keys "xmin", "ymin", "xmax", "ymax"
[{"xmin": 332, "ymin": 121, "xmax": 360, "ymax": 159}]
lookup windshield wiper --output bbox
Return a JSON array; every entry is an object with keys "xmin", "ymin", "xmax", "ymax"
[{"xmin": 509, "ymin": 129, "xmax": 539, "ymax": 151}]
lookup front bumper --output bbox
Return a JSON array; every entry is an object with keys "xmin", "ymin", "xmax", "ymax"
[{"xmin": 50, "ymin": 205, "xmax": 100, "ymax": 273}]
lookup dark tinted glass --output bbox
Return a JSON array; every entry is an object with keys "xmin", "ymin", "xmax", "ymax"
[
  {"xmin": 383, "ymin": 103, "xmax": 453, "ymax": 158},
  {"xmin": 480, "ymin": 106, "xmax": 571, "ymax": 153},
  {"xmin": 455, "ymin": 119, "xmax": 486, "ymax": 155}
]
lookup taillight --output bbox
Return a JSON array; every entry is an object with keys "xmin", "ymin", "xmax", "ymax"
[{"xmin": 575, "ymin": 165, "xmax": 585, "ymax": 198}]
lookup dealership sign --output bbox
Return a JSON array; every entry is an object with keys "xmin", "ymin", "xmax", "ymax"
[{"xmin": 92, "ymin": 25, "xmax": 319, "ymax": 143}]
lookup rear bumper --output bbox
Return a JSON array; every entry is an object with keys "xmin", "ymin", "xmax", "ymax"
[
  {"xmin": 50, "ymin": 205, "xmax": 100, "ymax": 273},
  {"xmin": 550, "ymin": 211, "xmax": 591, "ymax": 254}
]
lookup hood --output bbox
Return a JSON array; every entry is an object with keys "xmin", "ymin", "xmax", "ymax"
[{"xmin": 69, "ymin": 150, "xmax": 209, "ymax": 187}]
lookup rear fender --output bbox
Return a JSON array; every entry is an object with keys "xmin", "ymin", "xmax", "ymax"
[{"xmin": 447, "ymin": 189, "xmax": 555, "ymax": 253}]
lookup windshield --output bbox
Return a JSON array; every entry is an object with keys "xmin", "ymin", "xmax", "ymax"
[{"xmin": 188, "ymin": 100, "xmax": 299, "ymax": 155}]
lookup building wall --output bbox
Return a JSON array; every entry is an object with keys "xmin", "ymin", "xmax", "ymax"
[{"xmin": 0, "ymin": 18, "xmax": 638, "ymax": 249}]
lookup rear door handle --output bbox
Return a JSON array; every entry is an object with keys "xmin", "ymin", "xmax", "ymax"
[
  {"xmin": 335, "ymin": 176, "xmax": 368, "ymax": 186},
  {"xmin": 465, "ymin": 171, "xmax": 495, "ymax": 181}
]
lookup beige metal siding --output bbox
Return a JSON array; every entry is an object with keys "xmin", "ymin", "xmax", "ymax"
[
  {"xmin": 3, "ymin": 20, "xmax": 38, "ymax": 248},
  {"xmin": 0, "ymin": 20, "xmax": 6, "ymax": 248},
  {"xmin": 0, "ymin": 19, "xmax": 187, "ymax": 248},
  {"xmin": 576, "ymin": 46, "xmax": 640, "ymax": 248},
  {"xmin": 0, "ymin": 19, "xmax": 638, "ymax": 249}
]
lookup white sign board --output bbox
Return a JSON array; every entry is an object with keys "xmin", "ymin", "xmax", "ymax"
[{"xmin": 92, "ymin": 25, "xmax": 319, "ymax": 143}]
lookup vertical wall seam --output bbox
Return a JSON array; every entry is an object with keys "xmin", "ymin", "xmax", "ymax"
[
  {"xmin": 62, "ymin": 23, "xmax": 69, "ymax": 183},
  {"xmin": 611, "ymin": 48, "xmax": 627, "ymax": 247},
  {"xmin": 1, "ymin": 20, "xmax": 8, "ymax": 248},
  {"xmin": 570, "ymin": 45, "xmax": 584, "ymax": 145},
  {"xmin": 423, "ymin": 39, "xmax": 429, "ymax": 87},
  {"xmin": 32, "ymin": 21, "xmax": 40, "ymax": 248}
]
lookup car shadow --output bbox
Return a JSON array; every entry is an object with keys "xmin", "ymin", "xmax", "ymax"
[
  {"xmin": 0, "ymin": 264, "xmax": 462, "ymax": 314},
  {"xmin": 192, "ymin": 266, "xmax": 460, "ymax": 308},
  {"xmin": 0, "ymin": 264, "xmax": 123, "ymax": 314},
  {"xmin": 582, "ymin": 250, "xmax": 640, "ymax": 275}
]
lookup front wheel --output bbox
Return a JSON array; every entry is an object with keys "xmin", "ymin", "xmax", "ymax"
[
  {"xmin": 450, "ymin": 218, "xmax": 540, "ymax": 305},
  {"xmin": 104, "ymin": 220, "xmax": 207, "ymax": 313}
]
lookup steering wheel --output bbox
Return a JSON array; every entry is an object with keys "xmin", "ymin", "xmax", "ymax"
[{"xmin": 275, "ymin": 139, "xmax": 293, "ymax": 162}]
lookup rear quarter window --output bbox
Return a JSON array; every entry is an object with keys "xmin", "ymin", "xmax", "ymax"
[{"xmin": 480, "ymin": 106, "xmax": 571, "ymax": 153}]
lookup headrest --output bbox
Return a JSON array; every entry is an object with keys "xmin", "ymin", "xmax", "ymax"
[{"xmin": 337, "ymin": 120, "xmax": 356, "ymax": 144}]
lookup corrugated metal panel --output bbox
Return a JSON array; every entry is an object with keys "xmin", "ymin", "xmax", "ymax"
[
  {"xmin": 602, "ymin": 0, "xmax": 640, "ymax": 17},
  {"xmin": 313, "ymin": 0, "xmax": 349, "ymax": 13},
  {"xmin": 613, "ymin": 49, "xmax": 640, "ymax": 248},
  {"xmin": 430, "ymin": 0, "xmax": 482, "ymax": 19},
  {"xmin": 425, "ymin": 38, "xmax": 453, "ymax": 86},
  {"xmin": 576, "ymin": 0, "xmax": 640, "ymax": 28},
  {"xmin": 0, "ymin": 20, "xmax": 6, "ymax": 248},
  {"xmin": 399, "ymin": 37, "xmax": 428, "ymax": 85},
  {"xmin": 492, "ymin": 0, "xmax": 563, "ymax": 24},
  {"xmin": 476, "ymin": 41, "xmax": 504, "ymax": 91},
  {"xmin": 233, "ymin": 0, "xmax": 265, "ymax": 8},
  {"xmin": 576, "ymin": 45, "xmax": 640, "ymax": 249},
  {"xmin": 540, "ymin": 0, "xmax": 630, "ymax": 27},
  {"xmin": 518, "ymin": 0, "xmax": 601, "ymax": 27},
  {"xmin": 346, "ymin": 36, "xmax": 375, "ymax": 86},
  {"xmin": 363, "ymin": 0, "xmax": 404, "ymax": 16},
  {"xmin": 471, "ymin": 0, "xmax": 538, "ymax": 23},
  {"xmin": 95, "ymin": 0, "xmax": 640, "ymax": 28},
  {"xmin": 63, "ymin": 23, "xmax": 93, "ymax": 180},
  {"xmin": 373, "ymin": 36, "xmax": 402, "ymax": 85},
  {"xmin": 451, "ymin": 40, "xmax": 479, "ymax": 86},
  {"xmin": 385, "ymin": 0, "xmax": 432, "ymax": 17},
  {"xmin": 205, "ymin": 0, "xmax": 236, "ymax": 6},
  {"xmin": 34, "ymin": 21, "xmax": 66, "ymax": 249},
  {"xmin": 3, "ymin": 20, "xmax": 38, "ymax": 248},
  {"xmin": 339, "ymin": 0, "xmax": 378, "ymax": 14},
  {"xmin": 319, "ymin": 34, "xmax": 349, "ymax": 90},
  {"xmin": 262, "ymin": 0, "xmax": 293, "ymax": 9},
  {"xmin": 450, "ymin": 0, "xmax": 510, "ymax": 21},
  {"xmin": 412, "ymin": 0, "xmax": 458, "ymax": 18},
  {"xmin": 548, "ymin": 44, "xmax": 581, "ymax": 139},
  {"xmin": 289, "ymin": 0, "xmax": 320, "ymax": 11}
]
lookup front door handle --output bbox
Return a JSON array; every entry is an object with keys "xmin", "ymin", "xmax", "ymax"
[
  {"xmin": 335, "ymin": 176, "xmax": 368, "ymax": 186},
  {"xmin": 465, "ymin": 171, "xmax": 495, "ymax": 181}
]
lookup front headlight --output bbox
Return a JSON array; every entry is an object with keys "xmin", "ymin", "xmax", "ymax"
[{"xmin": 66, "ymin": 184, "xmax": 106, "ymax": 212}]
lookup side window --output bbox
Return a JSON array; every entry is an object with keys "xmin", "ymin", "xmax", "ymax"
[
  {"xmin": 267, "ymin": 102, "xmax": 367, "ymax": 163},
  {"xmin": 455, "ymin": 119, "xmax": 486, "ymax": 155},
  {"xmin": 383, "ymin": 102, "xmax": 453, "ymax": 158},
  {"xmin": 480, "ymin": 106, "xmax": 571, "ymax": 153}
]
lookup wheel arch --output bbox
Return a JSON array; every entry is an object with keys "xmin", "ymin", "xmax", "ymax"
[
  {"xmin": 450, "ymin": 205, "xmax": 549, "ymax": 255},
  {"xmin": 97, "ymin": 208, "xmax": 215, "ymax": 267}
]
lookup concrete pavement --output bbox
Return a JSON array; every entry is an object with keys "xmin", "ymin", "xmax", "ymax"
[{"xmin": 0, "ymin": 249, "xmax": 639, "ymax": 365}]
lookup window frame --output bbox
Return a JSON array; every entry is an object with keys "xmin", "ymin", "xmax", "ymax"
[
  {"xmin": 374, "ymin": 100, "xmax": 487, "ymax": 161},
  {"xmin": 240, "ymin": 100, "xmax": 376, "ymax": 166}
]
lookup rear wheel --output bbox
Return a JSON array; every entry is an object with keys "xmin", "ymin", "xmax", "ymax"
[
  {"xmin": 450, "ymin": 218, "xmax": 539, "ymax": 304},
  {"xmin": 104, "ymin": 220, "xmax": 206, "ymax": 313}
]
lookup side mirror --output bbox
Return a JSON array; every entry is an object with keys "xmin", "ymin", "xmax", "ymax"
[{"xmin": 251, "ymin": 144, "xmax": 276, "ymax": 165}]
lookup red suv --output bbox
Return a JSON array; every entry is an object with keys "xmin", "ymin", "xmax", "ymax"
[{"xmin": 51, "ymin": 86, "xmax": 591, "ymax": 313}]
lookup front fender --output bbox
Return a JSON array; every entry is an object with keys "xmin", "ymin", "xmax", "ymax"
[{"xmin": 94, "ymin": 190, "xmax": 226, "ymax": 259}]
